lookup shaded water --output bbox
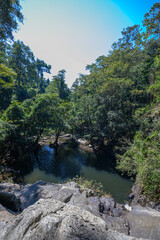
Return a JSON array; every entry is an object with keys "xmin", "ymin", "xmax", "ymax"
[{"xmin": 24, "ymin": 145, "xmax": 133, "ymax": 203}]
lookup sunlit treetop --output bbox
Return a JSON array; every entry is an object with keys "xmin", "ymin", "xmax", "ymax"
[{"xmin": 0, "ymin": 0, "xmax": 23, "ymax": 41}]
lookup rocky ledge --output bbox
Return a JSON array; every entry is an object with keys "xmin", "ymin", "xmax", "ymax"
[{"xmin": 0, "ymin": 181, "xmax": 159, "ymax": 240}]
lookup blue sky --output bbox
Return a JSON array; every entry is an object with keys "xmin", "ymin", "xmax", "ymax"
[{"xmin": 15, "ymin": 0, "xmax": 158, "ymax": 87}]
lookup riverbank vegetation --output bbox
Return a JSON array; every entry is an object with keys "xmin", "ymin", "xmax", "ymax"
[{"xmin": 0, "ymin": 1, "xmax": 160, "ymax": 202}]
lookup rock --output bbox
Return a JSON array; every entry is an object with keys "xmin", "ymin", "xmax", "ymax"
[
  {"xmin": 112, "ymin": 206, "xmax": 126, "ymax": 217},
  {"xmin": 126, "ymin": 205, "xmax": 160, "ymax": 240},
  {"xmin": 69, "ymin": 192, "xmax": 89, "ymax": 208},
  {"xmin": 88, "ymin": 197, "xmax": 101, "ymax": 216},
  {"xmin": 2, "ymin": 198, "xmax": 143, "ymax": 240},
  {"xmin": 0, "ymin": 204, "xmax": 17, "ymax": 238},
  {"xmin": 61, "ymin": 181, "xmax": 80, "ymax": 193},
  {"xmin": 0, "ymin": 183, "xmax": 22, "ymax": 212},
  {"xmin": 77, "ymin": 138, "xmax": 88, "ymax": 145},
  {"xmin": 61, "ymin": 134, "xmax": 71, "ymax": 138},
  {"xmin": 63, "ymin": 137, "xmax": 79, "ymax": 149},
  {"xmin": 20, "ymin": 181, "xmax": 46, "ymax": 210},
  {"xmin": 124, "ymin": 204, "xmax": 132, "ymax": 212},
  {"xmin": 129, "ymin": 181, "xmax": 145, "ymax": 207},
  {"xmin": 81, "ymin": 187, "xmax": 94, "ymax": 197},
  {"xmin": 106, "ymin": 230, "xmax": 144, "ymax": 240},
  {"xmin": 0, "ymin": 182, "xmax": 21, "ymax": 195},
  {"xmin": 20, "ymin": 181, "xmax": 79, "ymax": 209},
  {"xmin": 53, "ymin": 188, "xmax": 74, "ymax": 203},
  {"xmin": 100, "ymin": 197, "xmax": 116, "ymax": 214},
  {"xmin": 0, "ymin": 181, "xmax": 76, "ymax": 211},
  {"xmin": 129, "ymin": 181, "xmax": 160, "ymax": 211},
  {"xmin": 104, "ymin": 215, "xmax": 129, "ymax": 235},
  {"xmin": 0, "ymin": 181, "xmax": 159, "ymax": 239}
]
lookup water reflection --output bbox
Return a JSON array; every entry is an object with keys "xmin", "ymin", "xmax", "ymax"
[
  {"xmin": 81, "ymin": 166, "xmax": 132, "ymax": 202},
  {"xmin": 24, "ymin": 145, "xmax": 133, "ymax": 202}
]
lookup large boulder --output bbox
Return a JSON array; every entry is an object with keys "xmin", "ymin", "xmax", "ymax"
[
  {"xmin": 126, "ymin": 205, "xmax": 160, "ymax": 240},
  {"xmin": 2, "ymin": 198, "xmax": 143, "ymax": 240},
  {"xmin": 0, "ymin": 181, "xmax": 81, "ymax": 211},
  {"xmin": 0, "ymin": 204, "xmax": 17, "ymax": 239},
  {"xmin": 0, "ymin": 183, "xmax": 22, "ymax": 212},
  {"xmin": 0, "ymin": 181, "xmax": 159, "ymax": 240}
]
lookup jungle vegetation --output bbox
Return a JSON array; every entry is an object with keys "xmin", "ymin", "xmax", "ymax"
[{"xmin": 0, "ymin": 1, "xmax": 160, "ymax": 201}]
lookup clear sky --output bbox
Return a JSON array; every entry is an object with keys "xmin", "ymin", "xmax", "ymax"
[{"xmin": 15, "ymin": 0, "xmax": 158, "ymax": 87}]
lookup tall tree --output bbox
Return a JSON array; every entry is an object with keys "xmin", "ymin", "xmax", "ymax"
[
  {"xmin": 0, "ymin": 0, "xmax": 23, "ymax": 41},
  {"xmin": 9, "ymin": 40, "xmax": 35, "ymax": 87},
  {"xmin": 46, "ymin": 69, "xmax": 70, "ymax": 100},
  {"xmin": 35, "ymin": 58, "xmax": 51, "ymax": 92},
  {"xmin": 143, "ymin": 2, "xmax": 160, "ymax": 40}
]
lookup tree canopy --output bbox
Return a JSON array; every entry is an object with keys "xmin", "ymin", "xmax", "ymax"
[{"xmin": 0, "ymin": 2, "xmax": 160, "ymax": 201}]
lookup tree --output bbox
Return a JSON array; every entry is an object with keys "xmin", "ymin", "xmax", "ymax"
[
  {"xmin": 46, "ymin": 70, "xmax": 70, "ymax": 100},
  {"xmin": 0, "ymin": 63, "xmax": 16, "ymax": 110},
  {"xmin": 9, "ymin": 40, "xmax": 35, "ymax": 88},
  {"xmin": 35, "ymin": 58, "xmax": 51, "ymax": 92},
  {"xmin": 26, "ymin": 93, "xmax": 70, "ymax": 154},
  {"xmin": 0, "ymin": 0, "xmax": 23, "ymax": 41},
  {"xmin": 143, "ymin": 3, "xmax": 160, "ymax": 40}
]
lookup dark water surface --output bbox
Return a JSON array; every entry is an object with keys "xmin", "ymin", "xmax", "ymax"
[{"xmin": 24, "ymin": 145, "xmax": 133, "ymax": 203}]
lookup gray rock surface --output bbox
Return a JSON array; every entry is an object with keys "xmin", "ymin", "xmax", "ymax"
[
  {"xmin": 0, "ymin": 181, "xmax": 80, "ymax": 211},
  {"xmin": 112, "ymin": 206, "xmax": 126, "ymax": 217},
  {"xmin": 126, "ymin": 205, "xmax": 160, "ymax": 240},
  {"xmin": 104, "ymin": 215, "xmax": 129, "ymax": 235},
  {"xmin": 0, "ymin": 181, "xmax": 159, "ymax": 240},
  {"xmin": 88, "ymin": 196, "xmax": 101, "ymax": 215},
  {"xmin": 2, "ymin": 198, "xmax": 142, "ymax": 240},
  {"xmin": 100, "ymin": 196, "xmax": 116, "ymax": 215},
  {"xmin": 0, "ymin": 204, "xmax": 17, "ymax": 239},
  {"xmin": 0, "ymin": 183, "xmax": 22, "ymax": 212}
]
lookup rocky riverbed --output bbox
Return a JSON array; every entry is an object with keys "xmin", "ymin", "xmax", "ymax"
[{"xmin": 0, "ymin": 181, "xmax": 160, "ymax": 240}]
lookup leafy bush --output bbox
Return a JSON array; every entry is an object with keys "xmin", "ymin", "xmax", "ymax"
[
  {"xmin": 68, "ymin": 176, "xmax": 105, "ymax": 197},
  {"xmin": 117, "ymin": 131, "xmax": 160, "ymax": 201}
]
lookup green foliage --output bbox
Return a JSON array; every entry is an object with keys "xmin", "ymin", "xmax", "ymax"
[
  {"xmin": 69, "ymin": 3, "xmax": 160, "ymax": 201},
  {"xmin": 46, "ymin": 69, "xmax": 70, "ymax": 100},
  {"xmin": 117, "ymin": 131, "xmax": 160, "ymax": 201},
  {"xmin": 4, "ymin": 101, "xmax": 25, "ymax": 123},
  {"xmin": 0, "ymin": 1, "xmax": 160, "ymax": 203},
  {"xmin": 68, "ymin": 176, "xmax": 105, "ymax": 197},
  {"xmin": 148, "ymin": 53, "xmax": 160, "ymax": 102},
  {"xmin": 0, "ymin": 0, "xmax": 23, "ymax": 41},
  {"xmin": 0, "ymin": 64, "xmax": 15, "ymax": 88},
  {"xmin": 0, "ymin": 63, "xmax": 16, "ymax": 110},
  {"xmin": 143, "ymin": 2, "xmax": 160, "ymax": 40}
]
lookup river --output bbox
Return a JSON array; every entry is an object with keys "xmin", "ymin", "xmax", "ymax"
[{"xmin": 24, "ymin": 145, "xmax": 133, "ymax": 203}]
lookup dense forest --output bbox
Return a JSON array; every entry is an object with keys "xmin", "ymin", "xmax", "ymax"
[{"xmin": 0, "ymin": 1, "xmax": 160, "ymax": 202}]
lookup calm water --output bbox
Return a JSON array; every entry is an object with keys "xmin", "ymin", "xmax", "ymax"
[{"xmin": 24, "ymin": 145, "xmax": 133, "ymax": 203}]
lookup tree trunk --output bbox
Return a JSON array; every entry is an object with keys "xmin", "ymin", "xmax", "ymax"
[{"xmin": 54, "ymin": 130, "xmax": 60, "ymax": 155}]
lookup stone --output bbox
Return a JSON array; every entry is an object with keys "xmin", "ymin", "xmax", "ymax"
[
  {"xmin": 2, "ymin": 198, "xmax": 143, "ymax": 240},
  {"xmin": 126, "ymin": 205, "xmax": 160, "ymax": 240},
  {"xmin": 100, "ymin": 197, "xmax": 116, "ymax": 214},
  {"xmin": 106, "ymin": 230, "xmax": 144, "ymax": 240},
  {"xmin": 68, "ymin": 192, "xmax": 88, "ymax": 208},
  {"xmin": 112, "ymin": 206, "xmax": 126, "ymax": 217},
  {"xmin": 88, "ymin": 196, "xmax": 101, "ymax": 216},
  {"xmin": 0, "ymin": 181, "xmax": 158, "ymax": 240},
  {"xmin": 61, "ymin": 181, "xmax": 80, "ymax": 193},
  {"xmin": 0, "ymin": 181, "xmax": 75, "ymax": 211},
  {"xmin": 104, "ymin": 215, "xmax": 129, "ymax": 235},
  {"xmin": 53, "ymin": 188, "xmax": 74, "ymax": 203},
  {"xmin": 0, "ymin": 187, "xmax": 21, "ymax": 212},
  {"xmin": 0, "ymin": 204, "xmax": 17, "ymax": 239},
  {"xmin": 81, "ymin": 188, "xmax": 94, "ymax": 198}
]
